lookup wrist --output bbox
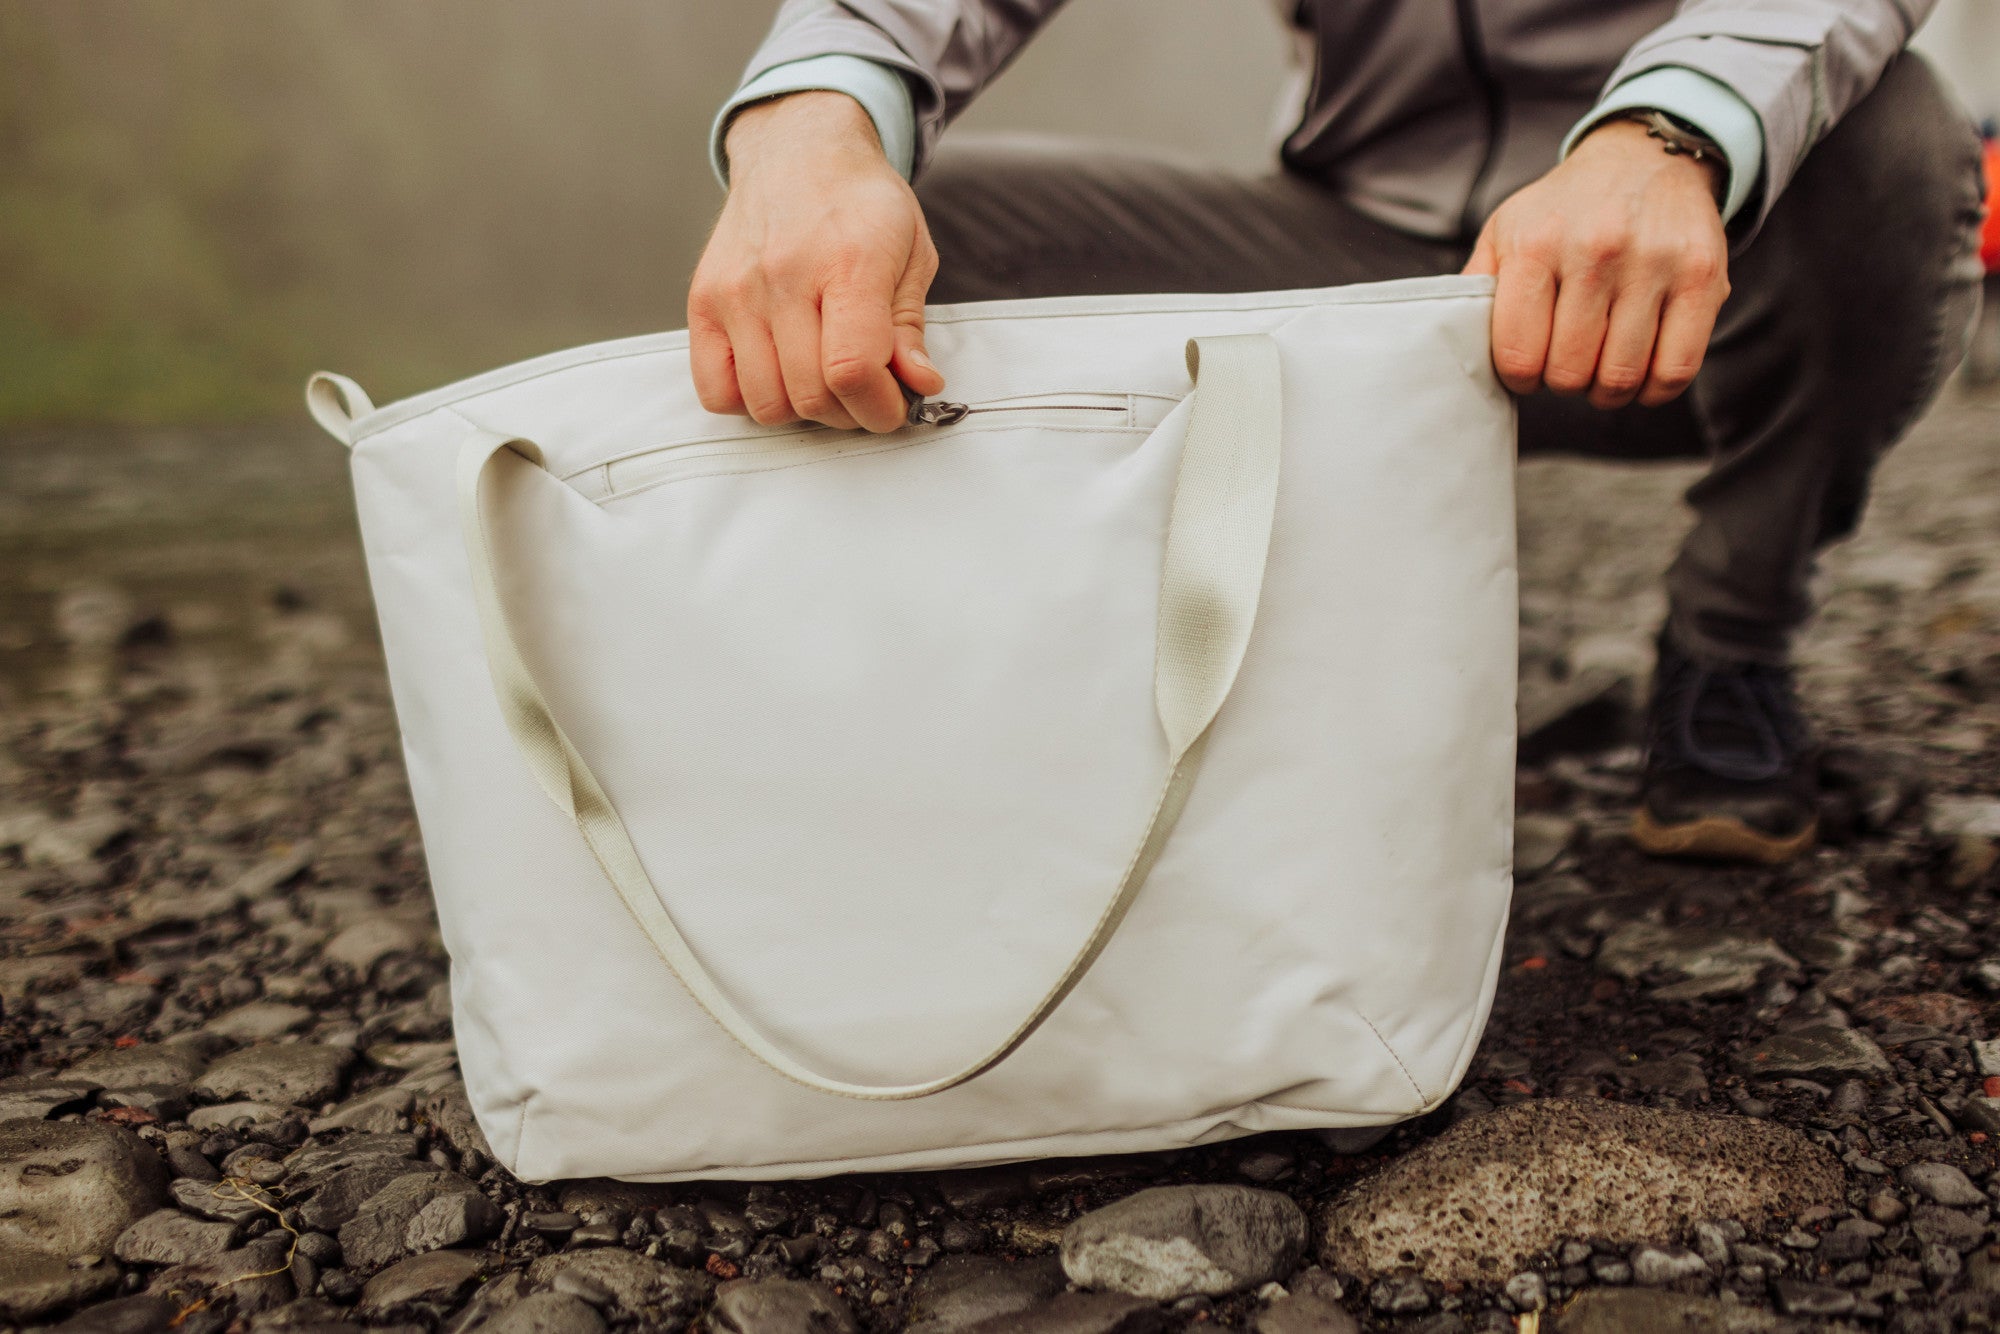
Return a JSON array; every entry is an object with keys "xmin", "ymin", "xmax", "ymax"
[
  {"xmin": 723, "ymin": 90, "xmax": 886, "ymax": 185},
  {"xmin": 1574, "ymin": 117, "xmax": 1726, "ymax": 205}
]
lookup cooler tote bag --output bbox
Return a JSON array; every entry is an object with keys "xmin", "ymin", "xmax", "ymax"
[{"xmin": 306, "ymin": 274, "xmax": 1518, "ymax": 1183}]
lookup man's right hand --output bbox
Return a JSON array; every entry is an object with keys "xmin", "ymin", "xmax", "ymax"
[{"xmin": 689, "ymin": 91, "xmax": 945, "ymax": 434}]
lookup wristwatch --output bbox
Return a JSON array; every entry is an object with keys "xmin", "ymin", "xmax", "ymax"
[{"xmin": 1617, "ymin": 107, "xmax": 1723, "ymax": 165}]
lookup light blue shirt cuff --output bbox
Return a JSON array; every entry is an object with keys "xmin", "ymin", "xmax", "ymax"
[
  {"xmin": 711, "ymin": 54, "xmax": 917, "ymax": 188},
  {"xmin": 1561, "ymin": 66, "xmax": 1766, "ymax": 224}
]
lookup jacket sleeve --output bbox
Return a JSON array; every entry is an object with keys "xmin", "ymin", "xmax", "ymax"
[
  {"xmin": 1600, "ymin": 0, "xmax": 1935, "ymax": 230},
  {"xmin": 723, "ymin": 0, "xmax": 1073, "ymax": 179}
]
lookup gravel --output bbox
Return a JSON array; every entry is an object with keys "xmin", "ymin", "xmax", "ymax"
[{"xmin": 0, "ymin": 395, "xmax": 1997, "ymax": 1329}]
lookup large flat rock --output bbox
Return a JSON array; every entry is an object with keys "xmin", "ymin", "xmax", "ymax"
[{"xmin": 1322, "ymin": 1099, "xmax": 1841, "ymax": 1282}]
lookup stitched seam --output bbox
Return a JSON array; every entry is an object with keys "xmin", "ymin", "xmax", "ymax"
[
  {"xmin": 1356, "ymin": 1008, "xmax": 1429, "ymax": 1109},
  {"xmin": 594, "ymin": 423, "xmax": 1154, "ymax": 505}
]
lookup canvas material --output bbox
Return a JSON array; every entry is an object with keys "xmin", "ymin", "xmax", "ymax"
[{"xmin": 318, "ymin": 274, "xmax": 1518, "ymax": 1183}]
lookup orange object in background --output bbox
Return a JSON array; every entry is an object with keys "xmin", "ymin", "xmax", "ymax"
[{"xmin": 1983, "ymin": 137, "xmax": 2000, "ymax": 273}]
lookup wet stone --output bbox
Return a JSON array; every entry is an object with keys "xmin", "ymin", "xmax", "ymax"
[
  {"xmin": 1369, "ymin": 1275, "xmax": 1433, "ymax": 1314},
  {"xmin": 45, "ymin": 1292, "xmax": 179, "ymax": 1334},
  {"xmin": 958, "ymin": 1290, "xmax": 1170, "ymax": 1334},
  {"xmin": 193, "ymin": 1044, "xmax": 354, "ymax": 1107},
  {"xmin": 1902, "ymin": 1162, "xmax": 1987, "ymax": 1206},
  {"xmin": 1730, "ymin": 1026, "xmax": 1893, "ymax": 1081},
  {"xmin": 1060, "ymin": 1185, "xmax": 1307, "ymax": 1300},
  {"xmin": 0, "ymin": 1245, "xmax": 123, "ymax": 1323},
  {"xmin": 171, "ymin": 1174, "xmax": 274, "ymax": 1224},
  {"xmin": 1854, "ymin": 992, "xmax": 1982, "ymax": 1033},
  {"xmin": 309, "ymin": 1085, "xmax": 413, "ymax": 1135},
  {"xmin": 905, "ymin": 1254, "xmax": 1067, "ymax": 1332},
  {"xmin": 337, "ymin": 1169, "xmax": 488, "ymax": 1271},
  {"xmin": 705, "ymin": 1277, "xmax": 858, "ymax": 1334},
  {"xmin": 204, "ymin": 1001, "xmax": 314, "ymax": 1042},
  {"xmin": 468, "ymin": 1291, "xmax": 609, "ymax": 1334},
  {"xmin": 0, "ymin": 1120, "xmax": 171, "ymax": 1258},
  {"xmin": 1596, "ymin": 923, "xmax": 1797, "ymax": 1000},
  {"xmin": 1552, "ymin": 1289, "xmax": 1788, "ymax": 1333},
  {"xmin": 112, "ymin": 1210, "xmax": 239, "ymax": 1266},
  {"xmin": 527, "ymin": 1248, "xmax": 713, "ymax": 1326},
  {"xmin": 1628, "ymin": 1245, "xmax": 1707, "ymax": 1285},
  {"xmin": 0, "ymin": 1079, "xmax": 99, "ymax": 1122},
  {"xmin": 1773, "ymin": 1279, "xmax": 1856, "ymax": 1317},
  {"xmin": 359, "ymin": 1248, "xmax": 494, "ymax": 1311},
  {"xmin": 153, "ymin": 1233, "xmax": 293, "ymax": 1317},
  {"xmin": 1321, "ymin": 1100, "xmax": 1841, "ymax": 1282},
  {"xmin": 186, "ymin": 1101, "xmax": 293, "ymax": 1131},
  {"xmin": 65, "ymin": 1041, "xmax": 212, "ymax": 1091},
  {"xmin": 1911, "ymin": 1204, "xmax": 1988, "ymax": 1252}
]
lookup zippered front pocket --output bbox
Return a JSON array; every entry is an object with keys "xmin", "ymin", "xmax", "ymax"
[{"xmin": 567, "ymin": 391, "xmax": 1179, "ymax": 504}]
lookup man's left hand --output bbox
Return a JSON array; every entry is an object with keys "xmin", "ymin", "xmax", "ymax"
[{"xmin": 1464, "ymin": 118, "xmax": 1730, "ymax": 410}]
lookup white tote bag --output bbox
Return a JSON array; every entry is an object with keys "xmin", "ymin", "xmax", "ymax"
[{"xmin": 306, "ymin": 275, "xmax": 1517, "ymax": 1183}]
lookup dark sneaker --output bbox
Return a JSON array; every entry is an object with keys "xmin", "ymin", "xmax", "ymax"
[{"xmin": 1631, "ymin": 629, "xmax": 1819, "ymax": 864}]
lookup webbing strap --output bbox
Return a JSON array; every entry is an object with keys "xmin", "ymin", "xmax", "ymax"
[{"xmin": 455, "ymin": 334, "xmax": 1282, "ymax": 1099}]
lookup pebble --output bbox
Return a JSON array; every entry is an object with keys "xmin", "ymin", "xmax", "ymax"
[
  {"xmin": 44, "ymin": 1293, "xmax": 178, "ymax": 1334},
  {"xmin": 468, "ymin": 1291, "xmax": 608, "ymax": 1334},
  {"xmin": 1910, "ymin": 1203, "xmax": 1987, "ymax": 1251},
  {"xmin": 192, "ymin": 1043, "xmax": 354, "ymax": 1106},
  {"xmin": 404, "ymin": 1189, "xmax": 504, "ymax": 1253},
  {"xmin": 64, "ymin": 1041, "xmax": 213, "ymax": 1091},
  {"xmin": 202, "ymin": 1001, "xmax": 315, "ymax": 1042},
  {"xmin": 359, "ymin": 1248, "xmax": 495, "ymax": 1311},
  {"xmin": 1368, "ymin": 1274, "xmax": 1433, "ymax": 1314},
  {"xmin": 1729, "ymin": 1025, "xmax": 1893, "ymax": 1080},
  {"xmin": 706, "ymin": 1278, "xmax": 858, "ymax": 1334},
  {"xmin": 1513, "ymin": 813, "xmax": 1576, "ymax": 875},
  {"xmin": 308, "ymin": 1084, "xmax": 414, "ymax": 1135},
  {"xmin": 1925, "ymin": 795, "xmax": 2000, "ymax": 841},
  {"xmin": 1060, "ymin": 1185, "xmax": 1307, "ymax": 1300},
  {"xmin": 154, "ymin": 1233, "xmax": 293, "ymax": 1317},
  {"xmin": 1774, "ymin": 1278, "xmax": 1857, "ymax": 1316},
  {"xmin": 525, "ymin": 1248, "xmax": 713, "ymax": 1326},
  {"xmin": 338, "ymin": 1169, "xmax": 492, "ymax": 1270},
  {"xmin": 323, "ymin": 917, "xmax": 429, "ymax": 974},
  {"xmin": 111, "ymin": 1210, "xmax": 238, "ymax": 1266},
  {"xmin": 904, "ymin": 1254, "xmax": 1065, "ymax": 1332},
  {"xmin": 0, "ymin": 1121, "xmax": 170, "ymax": 1259},
  {"xmin": 1902, "ymin": 1162, "xmax": 1987, "ymax": 1206},
  {"xmin": 1321, "ymin": 1100, "xmax": 1840, "ymax": 1281},
  {"xmin": 1553, "ymin": 1288, "xmax": 1788, "ymax": 1332},
  {"xmin": 1255, "ymin": 1290, "xmax": 1359, "ymax": 1334},
  {"xmin": 1853, "ymin": 992, "xmax": 1981, "ymax": 1033},
  {"xmin": 169, "ymin": 1175, "xmax": 272, "ymax": 1225},
  {"xmin": 1595, "ymin": 923, "xmax": 1797, "ymax": 1000},
  {"xmin": 185, "ymin": 1101, "xmax": 293, "ymax": 1131},
  {"xmin": 0, "ymin": 1247, "xmax": 122, "ymax": 1322},
  {"xmin": 1628, "ymin": 1245, "xmax": 1707, "ymax": 1285},
  {"xmin": 1503, "ymin": 1272, "xmax": 1547, "ymax": 1311},
  {"xmin": 956, "ymin": 1290, "xmax": 1170, "ymax": 1334}
]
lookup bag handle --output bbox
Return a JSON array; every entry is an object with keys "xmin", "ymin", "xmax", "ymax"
[
  {"xmin": 455, "ymin": 334, "xmax": 1283, "ymax": 1100},
  {"xmin": 306, "ymin": 372, "xmax": 376, "ymax": 448}
]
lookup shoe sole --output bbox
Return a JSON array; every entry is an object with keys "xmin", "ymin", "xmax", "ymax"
[{"xmin": 1629, "ymin": 809, "xmax": 1817, "ymax": 865}]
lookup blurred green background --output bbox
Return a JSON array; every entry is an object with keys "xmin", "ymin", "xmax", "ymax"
[
  {"xmin": 0, "ymin": 1, "xmax": 1287, "ymax": 425},
  {"xmin": 3, "ymin": 1, "xmax": 1991, "ymax": 428}
]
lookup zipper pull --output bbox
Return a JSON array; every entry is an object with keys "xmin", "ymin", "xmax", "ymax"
[{"xmin": 900, "ymin": 381, "xmax": 970, "ymax": 427}]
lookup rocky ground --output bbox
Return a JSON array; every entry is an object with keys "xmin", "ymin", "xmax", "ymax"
[{"xmin": 0, "ymin": 378, "xmax": 1995, "ymax": 1334}]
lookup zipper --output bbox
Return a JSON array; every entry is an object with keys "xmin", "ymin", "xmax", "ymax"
[
  {"xmin": 578, "ymin": 391, "xmax": 1162, "ymax": 502},
  {"xmin": 1452, "ymin": 0, "xmax": 1507, "ymax": 242}
]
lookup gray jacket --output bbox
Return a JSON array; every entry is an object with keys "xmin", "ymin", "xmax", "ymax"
[{"xmin": 732, "ymin": 0, "xmax": 1932, "ymax": 239}]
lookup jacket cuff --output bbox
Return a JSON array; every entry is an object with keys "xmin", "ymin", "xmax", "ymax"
[
  {"xmin": 1560, "ymin": 66, "xmax": 1766, "ymax": 224},
  {"xmin": 711, "ymin": 54, "xmax": 917, "ymax": 188}
]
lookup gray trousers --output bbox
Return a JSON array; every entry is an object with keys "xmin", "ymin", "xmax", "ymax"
[{"xmin": 917, "ymin": 56, "xmax": 1987, "ymax": 665}]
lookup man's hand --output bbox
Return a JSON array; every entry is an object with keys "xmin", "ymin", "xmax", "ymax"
[
  {"xmin": 689, "ymin": 91, "xmax": 944, "ymax": 433},
  {"xmin": 1465, "ymin": 119, "xmax": 1730, "ymax": 410}
]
